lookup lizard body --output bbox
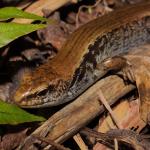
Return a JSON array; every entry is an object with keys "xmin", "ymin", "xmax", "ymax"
[{"xmin": 12, "ymin": 2, "xmax": 150, "ymax": 108}]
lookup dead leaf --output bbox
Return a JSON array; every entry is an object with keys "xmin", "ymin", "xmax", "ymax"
[{"xmin": 124, "ymin": 44, "xmax": 150, "ymax": 123}]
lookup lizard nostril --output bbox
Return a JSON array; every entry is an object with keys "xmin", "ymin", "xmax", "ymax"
[{"xmin": 13, "ymin": 89, "xmax": 30, "ymax": 103}]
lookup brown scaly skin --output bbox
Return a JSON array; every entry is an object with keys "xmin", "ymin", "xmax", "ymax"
[{"xmin": 11, "ymin": 2, "xmax": 150, "ymax": 108}]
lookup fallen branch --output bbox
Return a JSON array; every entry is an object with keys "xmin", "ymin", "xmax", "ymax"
[{"xmin": 18, "ymin": 75, "xmax": 135, "ymax": 149}]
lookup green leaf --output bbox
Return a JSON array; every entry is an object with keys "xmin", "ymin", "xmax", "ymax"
[
  {"xmin": 0, "ymin": 7, "xmax": 47, "ymax": 21},
  {"xmin": 0, "ymin": 101, "xmax": 45, "ymax": 125},
  {"xmin": 0, "ymin": 22, "xmax": 46, "ymax": 48}
]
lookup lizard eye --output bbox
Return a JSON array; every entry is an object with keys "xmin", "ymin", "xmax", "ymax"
[
  {"xmin": 37, "ymin": 89, "xmax": 48, "ymax": 97},
  {"xmin": 36, "ymin": 85, "xmax": 55, "ymax": 97}
]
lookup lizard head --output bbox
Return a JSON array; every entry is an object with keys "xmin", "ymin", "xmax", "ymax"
[{"xmin": 11, "ymin": 67, "xmax": 70, "ymax": 108}]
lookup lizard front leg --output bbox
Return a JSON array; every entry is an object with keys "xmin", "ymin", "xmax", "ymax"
[{"xmin": 96, "ymin": 56, "xmax": 135, "ymax": 83}]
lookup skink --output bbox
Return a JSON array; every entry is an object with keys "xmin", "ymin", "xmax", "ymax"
[{"xmin": 11, "ymin": 2, "xmax": 150, "ymax": 108}]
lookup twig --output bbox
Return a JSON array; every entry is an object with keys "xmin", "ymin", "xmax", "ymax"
[
  {"xmin": 73, "ymin": 133, "xmax": 88, "ymax": 150},
  {"xmin": 97, "ymin": 90, "xmax": 122, "ymax": 129},
  {"xmin": 114, "ymin": 138, "xmax": 118, "ymax": 150},
  {"xmin": 80, "ymin": 127, "xmax": 150, "ymax": 150},
  {"xmin": 75, "ymin": 0, "xmax": 102, "ymax": 28}
]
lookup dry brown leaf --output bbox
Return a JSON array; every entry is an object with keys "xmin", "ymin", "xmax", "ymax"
[
  {"xmin": 124, "ymin": 44, "xmax": 150, "ymax": 123},
  {"xmin": 98, "ymin": 100, "xmax": 145, "ymax": 133},
  {"xmin": 95, "ymin": 100, "xmax": 146, "ymax": 150}
]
